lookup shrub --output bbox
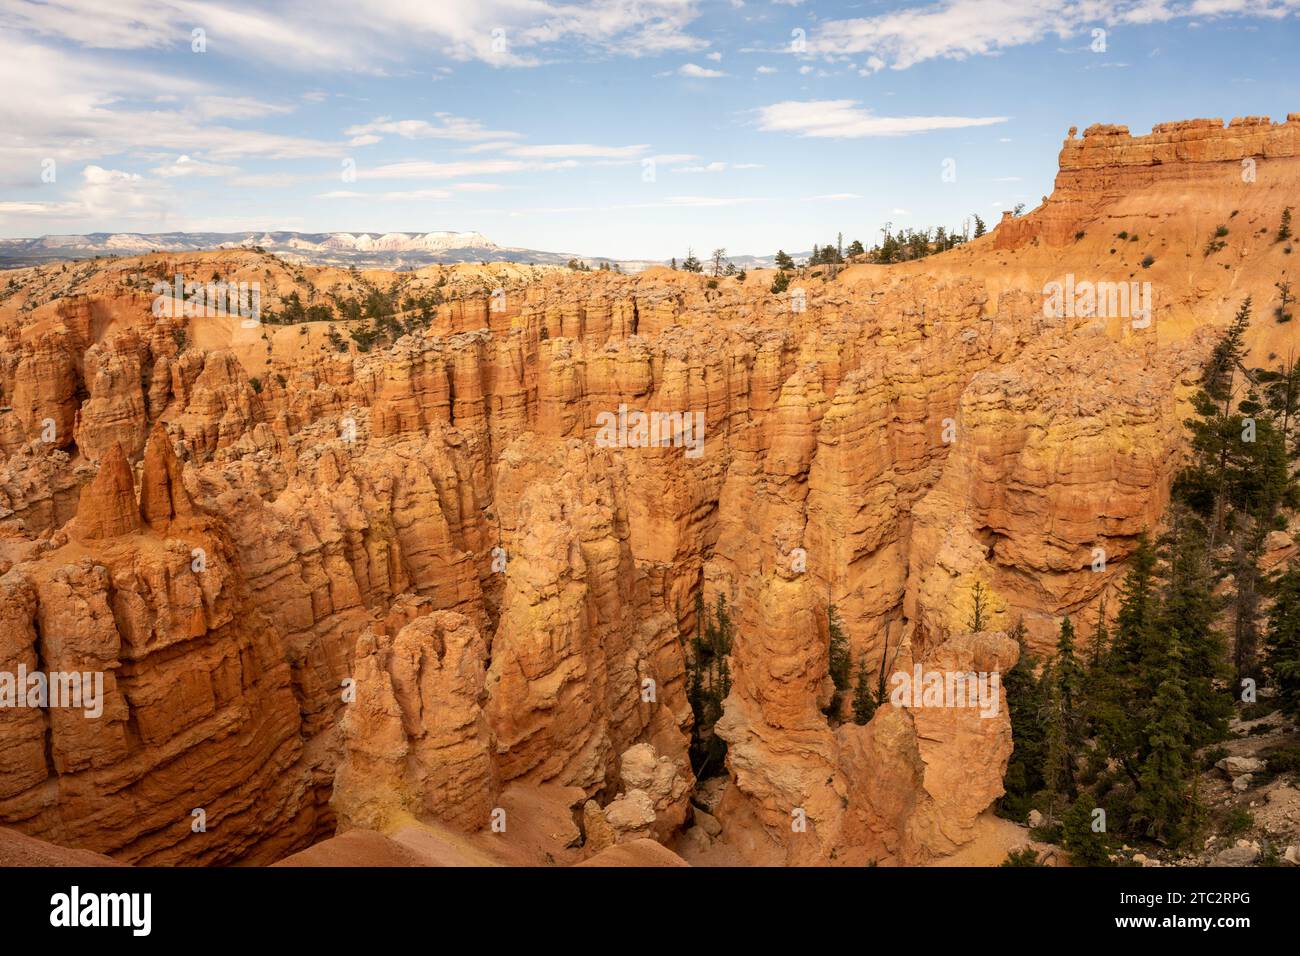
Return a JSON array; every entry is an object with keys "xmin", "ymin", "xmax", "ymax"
[
  {"xmin": 1000, "ymin": 848, "xmax": 1043, "ymax": 867},
  {"xmin": 1222, "ymin": 807, "xmax": 1254, "ymax": 837}
]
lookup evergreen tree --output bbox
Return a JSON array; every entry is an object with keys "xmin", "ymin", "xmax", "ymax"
[
  {"xmin": 1039, "ymin": 661, "xmax": 1069, "ymax": 818},
  {"xmin": 1131, "ymin": 638, "xmax": 1198, "ymax": 845},
  {"xmin": 852, "ymin": 655, "xmax": 876, "ymax": 725},
  {"xmin": 683, "ymin": 591, "xmax": 736, "ymax": 776},
  {"xmin": 1267, "ymin": 563, "xmax": 1300, "ymax": 716},
  {"xmin": 1153, "ymin": 509, "xmax": 1231, "ymax": 746},
  {"xmin": 1050, "ymin": 616, "xmax": 1084, "ymax": 799},
  {"xmin": 774, "ymin": 249, "xmax": 795, "ymax": 270},
  {"xmin": 1278, "ymin": 207, "xmax": 1293, "ymax": 243},
  {"xmin": 681, "ymin": 249, "xmax": 703, "ymax": 273},
  {"xmin": 968, "ymin": 580, "xmax": 995, "ymax": 631},
  {"xmin": 825, "ymin": 604, "xmax": 852, "ymax": 720},
  {"xmin": 972, "ymin": 214, "xmax": 987, "ymax": 238},
  {"xmin": 770, "ymin": 271, "xmax": 791, "ymax": 294},
  {"xmin": 1112, "ymin": 534, "xmax": 1157, "ymax": 669},
  {"xmin": 846, "ymin": 239, "xmax": 865, "ymax": 258},
  {"xmin": 999, "ymin": 618, "xmax": 1046, "ymax": 821},
  {"xmin": 1061, "ymin": 795, "xmax": 1112, "ymax": 866}
]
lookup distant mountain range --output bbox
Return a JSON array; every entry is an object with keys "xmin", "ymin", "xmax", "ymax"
[{"xmin": 0, "ymin": 230, "xmax": 799, "ymax": 273}]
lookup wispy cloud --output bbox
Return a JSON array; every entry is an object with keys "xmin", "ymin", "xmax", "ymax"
[
  {"xmin": 344, "ymin": 114, "xmax": 522, "ymax": 146},
  {"xmin": 755, "ymin": 100, "xmax": 1008, "ymax": 138},
  {"xmin": 0, "ymin": 0, "xmax": 711, "ymax": 70},
  {"xmin": 807, "ymin": 0, "xmax": 1300, "ymax": 71}
]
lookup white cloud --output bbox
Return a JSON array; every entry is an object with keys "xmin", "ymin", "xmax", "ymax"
[
  {"xmin": 362, "ymin": 159, "xmax": 533, "ymax": 180},
  {"xmin": 806, "ymin": 0, "xmax": 1300, "ymax": 71},
  {"xmin": 344, "ymin": 114, "xmax": 522, "ymax": 145},
  {"xmin": 317, "ymin": 183, "xmax": 503, "ymax": 201},
  {"xmin": 679, "ymin": 63, "xmax": 727, "ymax": 77},
  {"xmin": 755, "ymin": 100, "xmax": 1008, "ymax": 138},
  {"xmin": 0, "ymin": 0, "xmax": 711, "ymax": 70},
  {"xmin": 756, "ymin": 65, "xmax": 777, "ymax": 73},
  {"xmin": 152, "ymin": 155, "xmax": 239, "ymax": 178},
  {"xmin": 504, "ymin": 143, "xmax": 650, "ymax": 159},
  {"xmin": 193, "ymin": 96, "xmax": 293, "ymax": 120},
  {"xmin": 0, "ymin": 34, "xmax": 343, "ymax": 184}
]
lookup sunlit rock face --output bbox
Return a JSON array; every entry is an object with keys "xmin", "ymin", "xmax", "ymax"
[{"xmin": 0, "ymin": 113, "xmax": 1297, "ymax": 864}]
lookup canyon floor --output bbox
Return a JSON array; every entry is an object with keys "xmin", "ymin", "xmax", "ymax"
[{"xmin": 1, "ymin": 114, "xmax": 1299, "ymax": 867}]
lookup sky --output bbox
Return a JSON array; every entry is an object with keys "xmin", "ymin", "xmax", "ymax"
[{"xmin": 1, "ymin": 0, "xmax": 1299, "ymax": 260}]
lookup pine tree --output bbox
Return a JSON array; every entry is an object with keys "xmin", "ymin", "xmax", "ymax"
[
  {"xmin": 972, "ymin": 214, "xmax": 987, "ymax": 238},
  {"xmin": 1131, "ymin": 637, "xmax": 1197, "ymax": 846},
  {"xmin": 852, "ymin": 655, "xmax": 876, "ymax": 725},
  {"xmin": 684, "ymin": 591, "xmax": 735, "ymax": 776},
  {"xmin": 1278, "ymin": 206, "xmax": 1293, "ymax": 243},
  {"xmin": 1112, "ymin": 535, "xmax": 1157, "ymax": 668},
  {"xmin": 1056, "ymin": 616, "xmax": 1082, "ymax": 719},
  {"xmin": 1039, "ymin": 661, "xmax": 1069, "ymax": 819},
  {"xmin": 1061, "ymin": 795, "xmax": 1112, "ymax": 866},
  {"xmin": 824, "ymin": 604, "xmax": 852, "ymax": 720},
  {"xmin": 1153, "ymin": 508, "xmax": 1231, "ymax": 746},
  {"xmin": 1000, "ymin": 618, "xmax": 1047, "ymax": 821},
  {"xmin": 968, "ymin": 579, "xmax": 998, "ymax": 631},
  {"xmin": 1267, "ymin": 563, "xmax": 1300, "ymax": 716},
  {"xmin": 774, "ymin": 249, "xmax": 795, "ymax": 270}
]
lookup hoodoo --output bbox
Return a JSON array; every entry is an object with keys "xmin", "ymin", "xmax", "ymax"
[{"xmin": 1, "ymin": 113, "xmax": 1298, "ymax": 867}]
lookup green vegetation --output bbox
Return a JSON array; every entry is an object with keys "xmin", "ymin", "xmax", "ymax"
[
  {"xmin": 683, "ymin": 592, "xmax": 735, "ymax": 777},
  {"xmin": 824, "ymin": 604, "xmax": 852, "ymax": 721},
  {"xmin": 1205, "ymin": 225, "xmax": 1229, "ymax": 256},
  {"xmin": 999, "ymin": 298, "xmax": 1300, "ymax": 857}
]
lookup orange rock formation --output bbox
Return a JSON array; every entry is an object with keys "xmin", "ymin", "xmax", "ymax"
[{"xmin": 0, "ymin": 113, "xmax": 1297, "ymax": 865}]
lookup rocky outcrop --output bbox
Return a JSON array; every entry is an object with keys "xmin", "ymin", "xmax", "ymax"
[
  {"xmin": 332, "ymin": 611, "xmax": 497, "ymax": 833},
  {"xmin": 138, "ymin": 421, "xmax": 195, "ymax": 531},
  {"xmin": 582, "ymin": 742, "xmax": 691, "ymax": 850},
  {"xmin": 997, "ymin": 114, "xmax": 1300, "ymax": 249},
  {"xmin": 69, "ymin": 443, "xmax": 141, "ymax": 540},
  {"xmin": 0, "ymin": 112, "xmax": 1295, "ymax": 866}
]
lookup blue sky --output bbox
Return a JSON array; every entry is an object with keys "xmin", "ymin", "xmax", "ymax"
[{"xmin": 1, "ymin": 0, "xmax": 1298, "ymax": 259}]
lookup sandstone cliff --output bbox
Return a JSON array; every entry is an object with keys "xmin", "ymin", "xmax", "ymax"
[{"xmin": 0, "ymin": 113, "xmax": 1297, "ymax": 865}]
